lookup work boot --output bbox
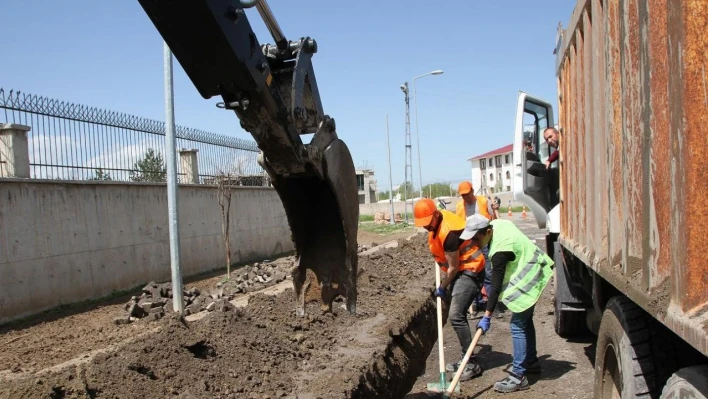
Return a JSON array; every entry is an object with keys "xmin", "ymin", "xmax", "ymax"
[
  {"xmin": 445, "ymin": 359, "xmax": 483, "ymax": 380},
  {"xmin": 494, "ymin": 371, "xmax": 529, "ymax": 393},
  {"xmin": 504, "ymin": 358, "xmax": 541, "ymax": 374}
]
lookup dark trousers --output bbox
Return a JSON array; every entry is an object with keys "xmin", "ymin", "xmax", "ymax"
[{"xmin": 449, "ymin": 273, "xmax": 481, "ymax": 359}]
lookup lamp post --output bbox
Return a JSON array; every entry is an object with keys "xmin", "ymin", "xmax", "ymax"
[
  {"xmin": 413, "ymin": 69, "xmax": 443, "ymax": 198},
  {"xmin": 385, "ymin": 115, "xmax": 395, "ymax": 225}
]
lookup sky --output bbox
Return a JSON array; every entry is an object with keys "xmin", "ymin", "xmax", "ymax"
[{"xmin": 1, "ymin": 0, "xmax": 575, "ymax": 190}]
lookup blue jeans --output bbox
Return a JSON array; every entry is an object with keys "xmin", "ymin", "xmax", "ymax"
[
  {"xmin": 449, "ymin": 274, "xmax": 481, "ymax": 359},
  {"xmin": 510, "ymin": 304, "xmax": 538, "ymax": 376}
]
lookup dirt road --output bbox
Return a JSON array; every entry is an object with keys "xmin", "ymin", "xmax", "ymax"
[
  {"xmin": 0, "ymin": 216, "xmax": 596, "ymax": 398},
  {"xmin": 406, "ymin": 215, "xmax": 596, "ymax": 399}
]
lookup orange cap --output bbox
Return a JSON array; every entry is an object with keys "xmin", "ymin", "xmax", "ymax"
[
  {"xmin": 414, "ymin": 198, "xmax": 437, "ymax": 227},
  {"xmin": 458, "ymin": 181, "xmax": 473, "ymax": 195}
]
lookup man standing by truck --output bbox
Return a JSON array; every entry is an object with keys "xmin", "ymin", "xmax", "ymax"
[
  {"xmin": 461, "ymin": 215, "xmax": 554, "ymax": 393},
  {"xmin": 413, "ymin": 198, "xmax": 487, "ymax": 381}
]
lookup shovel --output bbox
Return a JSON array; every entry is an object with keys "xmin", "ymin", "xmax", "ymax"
[
  {"xmin": 426, "ymin": 263, "xmax": 460, "ymax": 394},
  {"xmin": 443, "ymin": 328, "xmax": 484, "ymax": 398}
]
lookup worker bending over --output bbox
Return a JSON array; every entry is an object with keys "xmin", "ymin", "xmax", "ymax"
[
  {"xmin": 455, "ymin": 181, "xmax": 497, "ymax": 318},
  {"xmin": 413, "ymin": 199, "xmax": 486, "ymax": 382},
  {"xmin": 461, "ymin": 215, "xmax": 554, "ymax": 393}
]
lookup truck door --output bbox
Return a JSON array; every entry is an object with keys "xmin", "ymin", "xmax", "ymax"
[{"xmin": 512, "ymin": 91, "xmax": 556, "ymax": 228}]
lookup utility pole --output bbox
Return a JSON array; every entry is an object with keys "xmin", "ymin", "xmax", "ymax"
[
  {"xmin": 400, "ymin": 82, "xmax": 413, "ymax": 222},
  {"xmin": 385, "ymin": 115, "xmax": 395, "ymax": 225},
  {"xmin": 164, "ymin": 43, "xmax": 184, "ymax": 314}
]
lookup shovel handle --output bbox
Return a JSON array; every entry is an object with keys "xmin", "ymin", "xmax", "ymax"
[
  {"xmin": 434, "ymin": 262, "xmax": 445, "ymax": 374},
  {"xmin": 446, "ymin": 328, "xmax": 484, "ymax": 395}
]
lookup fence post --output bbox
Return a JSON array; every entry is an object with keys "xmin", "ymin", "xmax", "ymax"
[
  {"xmin": 179, "ymin": 148, "xmax": 199, "ymax": 184},
  {"xmin": 0, "ymin": 123, "xmax": 31, "ymax": 178}
]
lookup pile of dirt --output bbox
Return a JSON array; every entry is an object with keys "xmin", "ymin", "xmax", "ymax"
[{"xmin": 2, "ymin": 233, "xmax": 441, "ymax": 399}]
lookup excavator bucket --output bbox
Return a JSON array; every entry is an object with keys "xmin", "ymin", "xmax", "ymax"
[
  {"xmin": 260, "ymin": 128, "xmax": 359, "ymax": 316},
  {"xmin": 137, "ymin": 0, "xmax": 359, "ymax": 315}
]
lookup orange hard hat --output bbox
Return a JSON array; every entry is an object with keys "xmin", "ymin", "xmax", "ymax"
[
  {"xmin": 414, "ymin": 198, "xmax": 438, "ymax": 227},
  {"xmin": 458, "ymin": 181, "xmax": 473, "ymax": 195}
]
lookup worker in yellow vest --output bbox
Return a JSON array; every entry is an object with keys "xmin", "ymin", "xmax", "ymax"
[
  {"xmin": 455, "ymin": 181, "xmax": 498, "ymax": 318},
  {"xmin": 461, "ymin": 215, "xmax": 554, "ymax": 393},
  {"xmin": 413, "ymin": 198, "xmax": 486, "ymax": 382}
]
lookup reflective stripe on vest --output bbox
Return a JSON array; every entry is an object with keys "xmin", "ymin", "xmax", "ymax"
[
  {"xmin": 488, "ymin": 219, "xmax": 554, "ymax": 313},
  {"xmin": 428, "ymin": 211, "xmax": 485, "ymax": 273},
  {"xmin": 502, "ymin": 248, "xmax": 552, "ymax": 304}
]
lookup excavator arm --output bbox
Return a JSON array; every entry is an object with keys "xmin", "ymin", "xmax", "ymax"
[{"xmin": 137, "ymin": 0, "xmax": 359, "ymax": 315}]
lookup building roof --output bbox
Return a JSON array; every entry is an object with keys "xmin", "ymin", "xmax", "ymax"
[{"xmin": 468, "ymin": 144, "xmax": 513, "ymax": 161}]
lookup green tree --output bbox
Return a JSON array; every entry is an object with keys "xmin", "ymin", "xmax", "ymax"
[
  {"xmin": 378, "ymin": 190, "xmax": 391, "ymax": 201},
  {"xmin": 129, "ymin": 148, "xmax": 167, "ymax": 182},
  {"xmin": 421, "ymin": 182, "xmax": 454, "ymax": 198},
  {"xmin": 90, "ymin": 168, "xmax": 112, "ymax": 181},
  {"xmin": 397, "ymin": 181, "xmax": 420, "ymax": 199}
]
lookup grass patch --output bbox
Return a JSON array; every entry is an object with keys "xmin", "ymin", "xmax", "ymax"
[
  {"xmin": 359, "ymin": 214, "xmax": 374, "ymax": 222},
  {"xmin": 359, "ymin": 222, "xmax": 415, "ymax": 235}
]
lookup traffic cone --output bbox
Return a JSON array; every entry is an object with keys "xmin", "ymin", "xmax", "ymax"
[
  {"xmin": 507, "ymin": 205, "xmax": 512, "ymax": 217},
  {"xmin": 522, "ymin": 205, "xmax": 528, "ymax": 219}
]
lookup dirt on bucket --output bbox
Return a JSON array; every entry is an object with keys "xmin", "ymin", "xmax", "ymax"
[{"xmin": 1, "ymin": 233, "xmax": 445, "ymax": 399}]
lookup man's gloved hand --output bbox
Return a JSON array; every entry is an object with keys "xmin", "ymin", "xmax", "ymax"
[
  {"xmin": 434, "ymin": 286, "xmax": 446, "ymax": 298},
  {"xmin": 477, "ymin": 315, "xmax": 491, "ymax": 334}
]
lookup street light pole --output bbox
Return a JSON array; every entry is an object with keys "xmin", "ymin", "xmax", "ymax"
[
  {"xmin": 412, "ymin": 69, "xmax": 443, "ymax": 198},
  {"xmin": 385, "ymin": 114, "xmax": 395, "ymax": 225}
]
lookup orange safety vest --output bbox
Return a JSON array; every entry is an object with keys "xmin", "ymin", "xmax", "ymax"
[
  {"xmin": 456, "ymin": 196, "xmax": 492, "ymax": 220},
  {"xmin": 428, "ymin": 210, "xmax": 485, "ymax": 274}
]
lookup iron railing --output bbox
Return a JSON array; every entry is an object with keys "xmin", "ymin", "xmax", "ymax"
[{"xmin": 0, "ymin": 88, "xmax": 268, "ymax": 185}]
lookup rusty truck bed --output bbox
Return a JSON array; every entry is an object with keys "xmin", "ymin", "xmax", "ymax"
[{"xmin": 555, "ymin": 0, "xmax": 707, "ymax": 355}]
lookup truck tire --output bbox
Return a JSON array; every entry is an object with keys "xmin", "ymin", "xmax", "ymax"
[
  {"xmin": 553, "ymin": 241, "xmax": 587, "ymax": 337},
  {"xmin": 593, "ymin": 296, "xmax": 660, "ymax": 398},
  {"xmin": 660, "ymin": 366, "xmax": 708, "ymax": 399}
]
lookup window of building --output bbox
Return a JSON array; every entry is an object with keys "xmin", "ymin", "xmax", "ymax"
[
  {"xmin": 495, "ymin": 155, "xmax": 502, "ymax": 167},
  {"xmin": 356, "ymin": 174, "xmax": 364, "ymax": 191},
  {"xmin": 505, "ymin": 154, "xmax": 510, "ymax": 164},
  {"xmin": 489, "ymin": 173, "xmax": 494, "ymax": 181},
  {"xmin": 506, "ymin": 186, "xmax": 511, "ymax": 192},
  {"xmin": 480, "ymin": 159, "xmax": 486, "ymax": 169},
  {"xmin": 505, "ymin": 171, "xmax": 510, "ymax": 179},
  {"xmin": 489, "ymin": 158, "xmax": 493, "ymax": 166},
  {"xmin": 498, "ymin": 172, "xmax": 502, "ymax": 181}
]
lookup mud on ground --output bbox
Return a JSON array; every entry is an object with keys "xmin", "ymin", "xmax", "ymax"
[{"xmin": 1, "ymin": 233, "xmax": 443, "ymax": 399}]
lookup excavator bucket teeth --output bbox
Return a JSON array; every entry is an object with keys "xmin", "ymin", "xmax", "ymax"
[{"xmin": 269, "ymin": 139, "xmax": 359, "ymax": 316}]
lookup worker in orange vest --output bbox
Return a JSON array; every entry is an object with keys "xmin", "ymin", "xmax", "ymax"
[
  {"xmin": 414, "ymin": 198, "xmax": 486, "ymax": 382},
  {"xmin": 455, "ymin": 181, "xmax": 500, "ymax": 319},
  {"xmin": 455, "ymin": 181, "xmax": 495, "ymax": 220}
]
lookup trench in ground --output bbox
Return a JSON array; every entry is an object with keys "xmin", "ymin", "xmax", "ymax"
[{"xmin": 0, "ymin": 234, "xmax": 449, "ymax": 399}]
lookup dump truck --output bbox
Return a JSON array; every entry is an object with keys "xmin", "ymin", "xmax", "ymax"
[{"xmin": 513, "ymin": 0, "xmax": 708, "ymax": 397}]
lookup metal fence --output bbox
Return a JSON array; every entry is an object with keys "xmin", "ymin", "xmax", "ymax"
[{"xmin": 0, "ymin": 88, "xmax": 268, "ymax": 184}]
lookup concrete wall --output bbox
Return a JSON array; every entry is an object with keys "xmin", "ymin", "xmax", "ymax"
[
  {"xmin": 0, "ymin": 179, "xmax": 294, "ymax": 323},
  {"xmin": 358, "ymin": 194, "xmax": 524, "ymax": 216}
]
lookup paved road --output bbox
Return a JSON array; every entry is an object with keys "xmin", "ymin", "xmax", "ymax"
[{"xmin": 405, "ymin": 214, "xmax": 596, "ymax": 399}]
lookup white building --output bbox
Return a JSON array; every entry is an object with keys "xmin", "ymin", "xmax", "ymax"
[
  {"xmin": 356, "ymin": 169, "xmax": 377, "ymax": 204},
  {"xmin": 467, "ymin": 144, "xmax": 514, "ymax": 195}
]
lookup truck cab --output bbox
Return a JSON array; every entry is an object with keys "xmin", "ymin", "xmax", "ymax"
[
  {"xmin": 512, "ymin": 91, "xmax": 592, "ymax": 339},
  {"xmin": 512, "ymin": 92, "xmax": 560, "ymax": 234}
]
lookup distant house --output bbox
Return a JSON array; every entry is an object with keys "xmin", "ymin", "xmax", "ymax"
[
  {"xmin": 356, "ymin": 169, "xmax": 377, "ymax": 204},
  {"xmin": 467, "ymin": 144, "xmax": 514, "ymax": 195}
]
